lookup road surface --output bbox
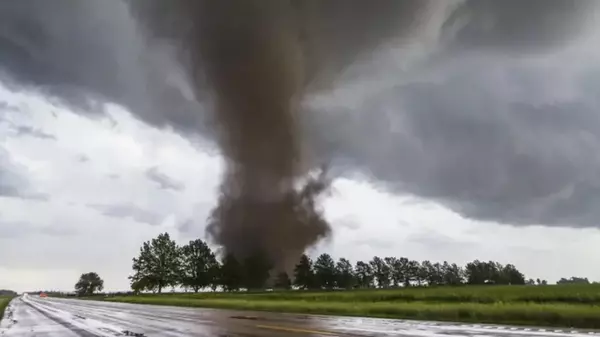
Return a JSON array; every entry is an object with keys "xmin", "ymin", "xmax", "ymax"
[{"xmin": 2, "ymin": 295, "xmax": 599, "ymax": 337}]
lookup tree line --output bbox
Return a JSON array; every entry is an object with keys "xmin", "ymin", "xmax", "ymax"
[{"xmin": 127, "ymin": 232, "xmax": 538, "ymax": 293}]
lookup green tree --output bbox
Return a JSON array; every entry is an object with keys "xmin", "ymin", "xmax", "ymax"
[
  {"xmin": 314, "ymin": 253, "xmax": 337, "ymax": 289},
  {"xmin": 354, "ymin": 261, "xmax": 374, "ymax": 288},
  {"xmin": 274, "ymin": 272, "xmax": 292, "ymax": 290},
  {"xmin": 220, "ymin": 254, "xmax": 243, "ymax": 292},
  {"xmin": 385, "ymin": 257, "xmax": 402, "ymax": 287},
  {"xmin": 180, "ymin": 239, "xmax": 218, "ymax": 292},
  {"xmin": 129, "ymin": 232, "xmax": 181, "ymax": 293},
  {"xmin": 74, "ymin": 272, "xmax": 104, "ymax": 296},
  {"xmin": 369, "ymin": 256, "xmax": 390, "ymax": 288},
  {"xmin": 501, "ymin": 264, "xmax": 526, "ymax": 285},
  {"xmin": 557, "ymin": 277, "xmax": 590, "ymax": 284},
  {"xmin": 242, "ymin": 251, "xmax": 272, "ymax": 290},
  {"xmin": 335, "ymin": 258, "xmax": 355, "ymax": 289},
  {"xmin": 293, "ymin": 254, "xmax": 314, "ymax": 290},
  {"xmin": 442, "ymin": 261, "xmax": 465, "ymax": 286}
]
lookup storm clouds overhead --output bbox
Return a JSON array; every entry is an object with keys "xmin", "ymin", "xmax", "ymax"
[{"xmin": 2, "ymin": 0, "xmax": 600, "ymax": 235}]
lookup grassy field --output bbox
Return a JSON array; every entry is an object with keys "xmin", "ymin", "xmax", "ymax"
[
  {"xmin": 0, "ymin": 296, "xmax": 13, "ymax": 323},
  {"xmin": 101, "ymin": 284, "xmax": 600, "ymax": 329}
]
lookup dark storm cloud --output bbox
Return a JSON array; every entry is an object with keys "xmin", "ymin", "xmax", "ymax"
[
  {"xmin": 311, "ymin": 57, "xmax": 600, "ymax": 227},
  {"xmin": 441, "ymin": 0, "xmax": 598, "ymax": 53},
  {"xmin": 2, "ymin": 0, "xmax": 600, "ymax": 229},
  {"xmin": 87, "ymin": 203, "xmax": 162, "ymax": 225},
  {"xmin": 145, "ymin": 167, "xmax": 184, "ymax": 191},
  {"xmin": 0, "ymin": 0, "xmax": 212, "ymax": 136}
]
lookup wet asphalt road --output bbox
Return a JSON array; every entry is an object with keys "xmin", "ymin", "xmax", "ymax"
[{"xmin": 2, "ymin": 295, "xmax": 599, "ymax": 337}]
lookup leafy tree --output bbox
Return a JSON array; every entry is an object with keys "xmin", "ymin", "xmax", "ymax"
[
  {"xmin": 208, "ymin": 262, "xmax": 221, "ymax": 291},
  {"xmin": 74, "ymin": 272, "xmax": 104, "ymax": 296},
  {"xmin": 131, "ymin": 276, "xmax": 152, "ymax": 295},
  {"xmin": 385, "ymin": 257, "xmax": 402, "ymax": 287},
  {"xmin": 354, "ymin": 261, "xmax": 374, "ymax": 288},
  {"xmin": 130, "ymin": 232, "xmax": 181, "ymax": 293},
  {"xmin": 557, "ymin": 277, "xmax": 590, "ymax": 285},
  {"xmin": 335, "ymin": 258, "xmax": 355, "ymax": 289},
  {"xmin": 370, "ymin": 256, "xmax": 391, "ymax": 288},
  {"xmin": 293, "ymin": 254, "xmax": 314, "ymax": 289},
  {"xmin": 502, "ymin": 264, "xmax": 526, "ymax": 285},
  {"xmin": 442, "ymin": 262, "xmax": 465, "ymax": 286},
  {"xmin": 406, "ymin": 259, "xmax": 421, "ymax": 286},
  {"xmin": 242, "ymin": 251, "xmax": 272, "ymax": 290},
  {"xmin": 220, "ymin": 254, "xmax": 243, "ymax": 292},
  {"xmin": 180, "ymin": 239, "xmax": 218, "ymax": 292},
  {"xmin": 314, "ymin": 253, "xmax": 337, "ymax": 289},
  {"xmin": 274, "ymin": 272, "xmax": 292, "ymax": 290}
]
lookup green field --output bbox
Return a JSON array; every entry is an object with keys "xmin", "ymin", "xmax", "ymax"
[
  {"xmin": 103, "ymin": 284, "xmax": 600, "ymax": 329},
  {"xmin": 0, "ymin": 296, "xmax": 13, "ymax": 323}
]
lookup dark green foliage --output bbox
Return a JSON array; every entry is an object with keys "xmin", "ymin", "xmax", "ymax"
[
  {"xmin": 75, "ymin": 272, "xmax": 104, "ymax": 296},
  {"xmin": 220, "ymin": 254, "xmax": 243, "ymax": 292},
  {"xmin": 314, "ymin": 253, "xmax": 336, "ymax": 289},
  {"xmin": 293, "ymin": 254, "xmax": 314, "ymax": 289},
  {"xmin": 180, "ymin": 239, "xmax": 219, "ymax": 292},
  {"xmin": 274, "ymin": 272, "xmax": 292, "ymax": 290},
  {"xmin": 129, "ymin": 232, "xmax": 181, "ymax": 293},
  {"xmin": 335, "ymin": 258, "xmax": 355, "ymax": 289},
  {"xmin": 242, "ymin": 251, "xmax": 272, "ymax": 290}
]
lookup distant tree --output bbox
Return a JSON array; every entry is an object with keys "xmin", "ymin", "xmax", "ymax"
[
  {"xmin": 219, "ymin": 254, "xmax": 243, "ymax": 292},
  {"xmin": 385, "ymin": 257, "xmax": 402, "ymax": 287},
  {"xmin": 293, "ymin": 254, "xmax": 314, "ymax": 290},
  {"xmin": 129, "ymin": 232, "xmax": 181, "ymax": 294},
  {"xmin": 442, "ymin": 262, "xmax": 464, "ymax": 286},
  {"xmin": 369, "ymin": 256, "xmax": 391, "ymax": 288},
  {"xmin": 0, "ymin": 290, "xmax": 17, "ymax": 296},
  {"xmin": 406, "ymin": 260, "xmax": 421, "ymax": 286},
  {"xmin": 557, "ymin": 277, "xmax": 590, "ymax": 285},
  {"xmin": 501, "ymin": 264, "xmax": 525, "ymax": 285},
  {"xmin": 179, "ymin": 239, "xmax": 218, "ymax": 292},
  {"xmin": 354, "ymin": 261, "xmax": 374, "ymax": 288},
  {"xmin": 465, "ymin": 260, "xmax": 496, "ymax": 285},
  {"xmin": 274, "ymin": 272, "xmax": 292, "ymax": 290},
  {"xmin": 335, "ymin": 258, "xmax": 355, "ymax": 289},
  {"xmin": 242, "ymin": 251, "xmax": 272, "ymax": 290},
  {"xmin": 74, "ymin": 272, "xmax": 104, "ymax": 296},
  {"xmin": 208, "ymin": 262, "xmax": 221, "ymax": 292},
  {"xmin": 314, "ymin": 253, "xmax": 337, "ymax": 289}
]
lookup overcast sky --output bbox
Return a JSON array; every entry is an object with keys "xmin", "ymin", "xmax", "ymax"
[{"xmin": 2, "ymin": 1, "xmax": 600, "ymax": 292}]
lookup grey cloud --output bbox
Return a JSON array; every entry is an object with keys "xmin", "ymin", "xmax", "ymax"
[
  {"xmin": 13, "ymin": 125, "xmax": 56, "ymax": 140},
  {"xmin": 440, "ymin": 0, "xmax": 599, "ymax": 54},
  {"xmin": 312, "ymin": 56, "xmax": 600, "ymax": 228},
  {"xmin": 0, "ymin": 147, "xmax": 48, "ymax": 200},
  {"xmin": 2, "ymin": 1, "xmax": 600, "ymax": 229},
  {"xmin": 87, "ymin": 203, "xmax": 162, "ymax": 225},
  {"xmin": 0, "ymin": 0, "xmax": 212, "ymax": 136},
  {"xmin": 145, "ymin": 167, "xmax": 184, "ymax": 192},
  {"xmin": 0, "ymin": 219, "xmax": 74, "ymax": 239},
  {"xmin": 76, "ymin": 154, "xmax": 90, "ymax": 163}
]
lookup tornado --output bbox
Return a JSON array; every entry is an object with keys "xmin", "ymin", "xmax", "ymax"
[{"xmin": 129, "ymin": 0, "xmax": 436, "ymax": 273}]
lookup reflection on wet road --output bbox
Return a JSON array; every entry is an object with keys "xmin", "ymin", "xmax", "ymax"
[{"xmin": 2, "ymin": 295, "xmax": 599, "ymax": 337}]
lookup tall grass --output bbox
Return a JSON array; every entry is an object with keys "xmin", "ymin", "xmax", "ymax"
[
  {"xmin": 119, "ymin": 284, "xmax": 600, "ymax": 305},
  {"xmin": 0, "ymin": 296, "xmax": 13, "ymax": 322},
  {"xmin": 102, "ymin": 284, "xmax": 600, "ymax": 328}
]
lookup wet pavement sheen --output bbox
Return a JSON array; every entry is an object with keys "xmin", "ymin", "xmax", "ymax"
[{"xmin": 1, "ymin": 295, "xmax": 599, "ymax": 337}]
